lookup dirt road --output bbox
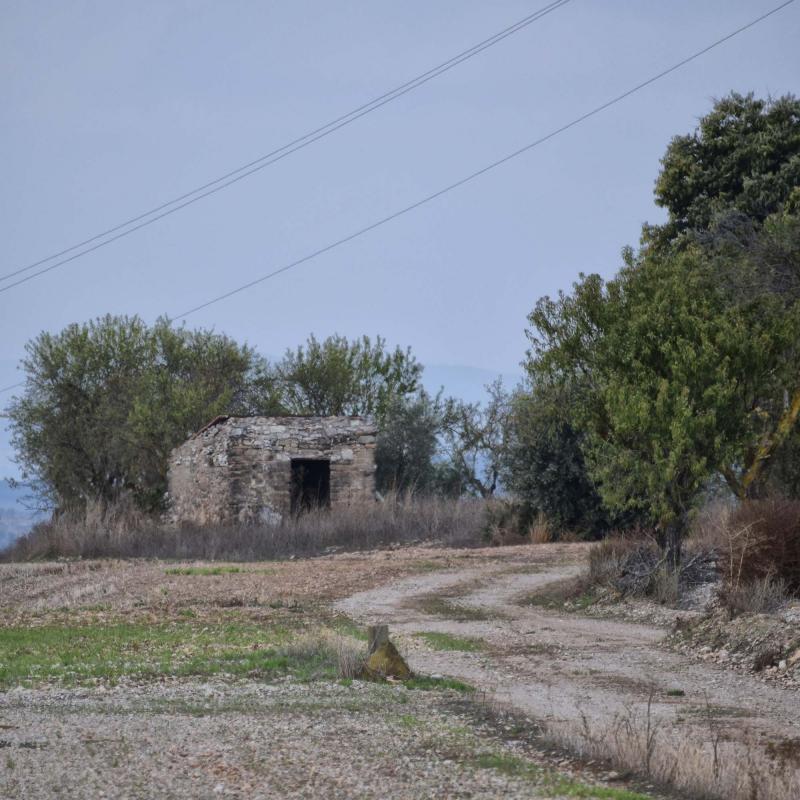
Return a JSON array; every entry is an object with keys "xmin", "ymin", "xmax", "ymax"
[
  {"xmin": 2, "ymin": 543, "xmax": 798, "ymax": 798},
  {"xmin": 337, "ymin": 545, "xmax": 800, "ymax": 797}
]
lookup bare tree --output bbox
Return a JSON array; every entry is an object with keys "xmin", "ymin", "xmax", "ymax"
[{"xmin": 441, "ymin": 379, "xmax": 510, "ymax": 498}]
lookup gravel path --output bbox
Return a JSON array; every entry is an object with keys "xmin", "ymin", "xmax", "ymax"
[{"xmin": 337, "ymin": 554, "xmax": 800, "ymax": 797}]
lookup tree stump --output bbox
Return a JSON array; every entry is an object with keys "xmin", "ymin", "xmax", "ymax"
[
  {"xmin": 363, "ymin": 623, "xmax": 412, "ymax": 680},
  {"xmin": 367, "ymin": 625, "xmax": 389, "ymax": 656}
]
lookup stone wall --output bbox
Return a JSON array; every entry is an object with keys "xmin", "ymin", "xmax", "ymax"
[{"xmin": 166, "ymin": 416, "xmax": 377, "ymax": 526}]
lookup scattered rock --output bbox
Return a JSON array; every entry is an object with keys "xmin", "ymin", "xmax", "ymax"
[{"xmin": 669, "ymin": 608, "xmax": 800, "ymax": 688}]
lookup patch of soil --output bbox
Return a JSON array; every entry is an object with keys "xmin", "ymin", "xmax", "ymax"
[{"xmin": 0, "ymin": 544, "xmax": 578, "ymax": 627}]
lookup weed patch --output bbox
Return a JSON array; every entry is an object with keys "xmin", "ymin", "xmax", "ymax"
[
  {"xmin": 415, "ymin": 596, "xmax": 495, "ymax": 622},
  {"xmin": 4, "ymin": 493, "xmax": 486, "ymax": 562},
  {"xmin": 165, "ymin": 566, "xmax": 245, "ymax": 576},
  {"xmin": 330, "ymin": 616, "xmax": 369, "ymax": 641},
  {"xmin": 0, "ymin": 622, "xmax": 351, "ymax": 687},
  {"xmin": 470, "ymin": 751, "xmax": 541, "ymax": 778},
  {"xmin": 548, "ymin": 780, "xmax": 653, "ymax": 800},
  {"xmin": 520, "ymin": 576, "xmax": 595, "ymax": 610},
  {"xmin": 404, "ymin": 675, "xmax": 475, "ymax": 692},
  {"xmin": 468, "ymin": 751, "xmax": 652, "ymax": 799},
  {"xmin": 414, "ymin": 631, "xmax": 485, "ymax": 652}
]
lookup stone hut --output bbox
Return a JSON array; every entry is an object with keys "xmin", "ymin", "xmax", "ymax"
[{"xmin": 166, "ymin": 415, "xmax": 377, "ymax": 526}]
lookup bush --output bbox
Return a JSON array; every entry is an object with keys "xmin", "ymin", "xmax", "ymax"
[
  {"xmin": 587, "ymin": 532, "xmax": 659, "ymax": 592},
  {"xmin": 481, "ymin": 499, "xmax": 586, "ymax": 545},
  {"xmin": 502, "ymin": 385, "xmax": 612, "ymax": 538},
  {"xmin": 481, "ymin": 500, "xmax": 524, "ymax": 545},
  {"xmin": 587, "ymin": 530, "xmax": 716, "ymax": 603},
  {"xmin": 721, "ymin": 498, "xmax": 800, "ymax": 595},
  {"xmin": 1, "ymin": 493, "xmax": 487, "ymax": 562}
]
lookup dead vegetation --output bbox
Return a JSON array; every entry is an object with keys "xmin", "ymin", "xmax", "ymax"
[
  {"xmin": 719, "ymin": 498, "xmax": 800, "ymax": 599},
  {"xmin": 2, "ymin": 493, "xmax": 486, "ymax": 562},
  {"xmin": 579, "ymin": 498, "xmax": 800, "ymax": 619},
  {"xmin": 280, "ymin": 629, "xmax": 366, "ymax": 680},
  {"xmin": 586, "ymin": 531, "xmax": 718, "ymax": 605},
  {"xmin": 481, "ymin": 501, "xmax": 581, "ymax": 546},
  {"xmin": 545, "ymin": 695, "xmax": 800, "ymax": 800}
]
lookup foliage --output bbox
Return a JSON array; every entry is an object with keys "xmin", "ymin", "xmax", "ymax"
[
  {"xmin": 649, "ymin": 92, "xmax": 800, "ymax": 247},
  {"xmin": 275, "ymin": 333, "xmax": 421, "ymax": 418},
  {"xmin": 527, "ymin": 232, "xmax": 800, "ymax": 557},
  {"xmin": 502, "ymin": 382, "xmax": 610, "ymax": 537},
  {"xmin": 6, "ymin": 315, "xmax": 281, "ymax": 511},
  {"xmin": 375, "ymin": 389, "xmax": 448, "ymax": 494},
  {"xmin": 6, "ymin": 323, "xmax": 440, "ymax": 511},
  {"xmin": 522, "ymin": 94, "xmax": 800, "ymax": 559},
  {"xmin": 721, "ymin": 497, "xmax": 800, "ymax": 596}
]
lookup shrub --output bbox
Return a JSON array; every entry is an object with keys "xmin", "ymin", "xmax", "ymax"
[
  {"xmin": 722, "ymin": 498, "xmax": 800, "ymax": 595},
  {"xmin": 587, "ymin": 533, "xmax": 659, "ymax": 593},
  {"xmin": 501, "ymin": 384, "xmax": 613, "ymax": 538},
  {"xmin": 281, "ymin": 631, "xmax": 366, "ymax": 680},
  {"xmin": 529, "ymin": 512, "xmax": 553, "ymax": 544},
  {"xmin": 718, "ymin": 576, "xmax": 789, "ymax": 616},
  {"xmin": 481, "ymin": 500, "xmax": 534, "ymax": 546},
  {"xmin": 482, "ymin": 499, "xmax": 580, "ymax": 545},
  {"xmin": 587, "ymin": 530, "xmax": 716, "ymax": 603}
]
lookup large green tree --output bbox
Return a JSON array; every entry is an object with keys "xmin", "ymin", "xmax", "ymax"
[
  {"xmin": 527, "ymin": 219, "xmax": 800, "ymax": 563},
  {"xmin": 275, "ymin": 334, "xmax": 422, "ymax": 418},
  {"xmin": 7, "ymin": 316, "xmax": 281, "ymax": 510},
  {"xmin": 525, "ymin": 93, "xmax": 800, "ymax": 561}
]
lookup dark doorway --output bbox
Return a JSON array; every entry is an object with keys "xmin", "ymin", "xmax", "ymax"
[{"xmin": 290, "ymin": 459, "xmax": 331, "ymax": 514}]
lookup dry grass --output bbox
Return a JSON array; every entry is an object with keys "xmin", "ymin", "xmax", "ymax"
[
  {"xmin": 282, "ymin": 630, "xmax": 366, "ymax": 680},
  {"xmin": 649, "ymin": 567, "xmax": 679, "ymax": 606},
  {"xmin": 545, "ymin": 696, "xmax": 800, "ymax": 800},
  {"xmin": 586, "ymin": 529, "xmax": 717, "ymax": 604},
  {"xmin": 2, "ymin": 494, "xmax": 486, "ymax": 562},
  {"xmin": 588, "ymin": 535, "xmax": 655, "ymax": 588},
  {"xmin": 690, "ymin": 497, "xmax": 799, "ymax": 615},
  {"xmin": 529, "ymin": 512, "xmax": 553, "ymax": 544},
  {"xmin": 718, "ymin": 576, "xmax": 789, "ymax": 616},
  {"xmin": 482, "ymin": 502, "xmax": 581, "ymax": 545}
]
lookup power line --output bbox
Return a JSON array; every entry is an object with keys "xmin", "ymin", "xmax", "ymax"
[
  {"xmin": 170, "ymin": 0, "xmax": 796, "ymax": 321},
  {"xmin": 0, "ymin": 382, "xmax": 24, "ymax": 396},
  {"xmin": 0, "ymin": 0, "xmax": 572, "ymax": 292}
]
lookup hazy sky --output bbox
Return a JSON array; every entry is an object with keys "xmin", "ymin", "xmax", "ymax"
[{"xmin": 1, "ymin": 0, "xmax": 798, "ymax": 478}]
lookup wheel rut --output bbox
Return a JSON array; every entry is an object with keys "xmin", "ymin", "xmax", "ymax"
[{"xmin": 337, "ymin": 548, "xmax": 800, "ymax": 790}]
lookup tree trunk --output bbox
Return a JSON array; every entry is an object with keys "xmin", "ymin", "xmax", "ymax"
[
  {"xmin": 741, "ymin": 387, "xmax": 800, "ymax": 496},
  {"xmin": 662, "ymin": 518, "xmax": 683, "ymax": 573}
]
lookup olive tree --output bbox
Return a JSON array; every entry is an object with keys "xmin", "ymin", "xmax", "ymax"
[{"xmin": 6, "ymin": 315, "xmax": 281, "ymax": 511}]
